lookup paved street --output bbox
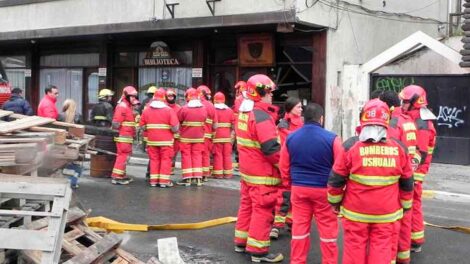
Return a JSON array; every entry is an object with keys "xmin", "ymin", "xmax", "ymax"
[{"xmin": 76, "ymin": 162, "xmax": 470, "ymax": 263}]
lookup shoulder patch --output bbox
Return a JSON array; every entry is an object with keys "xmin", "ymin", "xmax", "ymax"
[
  {"xmin": 389, "ymin": 117, "xmax": 399, "ymax": 128},
  {"xmin": 277, "ymin": 119, "xmax": 289, "ymax": 129},
  {"xmin": 416, "ymin": 118, "xmax": 429, "ymax": 130},
  {"xmin": 390, "ymin": 137, "xmax": 408, "ymax": 154},
  {"xmin": 343, "ymin": 136, "xmax": 359, "ymax": 151},
  {"xmin": 253, "ymin": 109, "xmax": 271, "ymax": 123}
]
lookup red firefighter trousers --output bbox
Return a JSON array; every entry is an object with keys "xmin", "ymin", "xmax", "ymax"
[
  {"xmin": 291, "ymin": 186, "xmax": 338, "ymax": 264},
  {"xmin": 147, "ymin": 146, "xmax": 174, "ymax": 185},
  {"xmin": 395, "ymin": 209, "xmax": 412, "ymax": 263},
  {"xmin": 180, "ymin": 142, "xmax": 204, "ymax": 179},
  {"xmin": 273, "ymin": 186, "xmax": 292, "ymax": 229},
  {"xmin": 212, "ymin": 142, "xmax": 233, "ymax": 178},
  {"xmin": 412, "ymin": 181, "xmax": 425, "ymax": 245},
  {"xmin": 112, "ymin": 142, "xmax": 132, "ymax": 179},
  {"xmin": 342, "ymin": 218, "xmax": 394, "ymax": 264},
  {"xmin": 234, "ymin": 181, "xmax": 278, "ymax": 255},
  {"xmin": 202, "ymin": 139, "xmax": 213, "ymax": 177}
]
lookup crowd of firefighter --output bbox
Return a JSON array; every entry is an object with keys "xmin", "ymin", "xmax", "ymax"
[{"xmin": 85, "ymin": 73, "xmax": 436, "ymax": 264}]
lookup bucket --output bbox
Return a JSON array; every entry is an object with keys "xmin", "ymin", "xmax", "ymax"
[{"xmin": 90, "ymin": 154, "xmax": 116, "ymax": 178}]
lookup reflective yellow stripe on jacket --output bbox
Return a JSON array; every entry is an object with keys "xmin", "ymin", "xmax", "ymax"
[
  {"xmin": 122, "ymin": 121, "xmax": 136, "ymax": 127},
  {"xmin": 218, "ymin": 123, "xmax": 232, "ymax": 128},
  {"xmin": 206, "ymin": 118, "xmax": 213, "ymax": 124},
  {"xmin": 237, "ymin": 137, "xmax": 261, "ymax": 148},
  {"xmin": 182, "ymin": 121, "xmax": 204, "ymax": 127},
  {"xmin": 240, "ymin": 172, "xmax": 280, "ymax": 186},
  {"xmin": 340, "ymin": 207, "xmax": 403, "ymax": 223},
  {"xmin": 328, "ymin": 193, "xmax": 343, "ymax": 204},
  {"xmin": 146, "ymin": 124, "xmax": 171, "ymax": 129},
  {"xmin": 213, "ymin": 138, "xmax": 231, "ymax": 143},
  {"xmin": 350, "ymin": 174, "xmax": 400, "ymax": 186},
  {"xmin": 93, "ymin": 115, "xmax": 107, "ymax": 120},
  {"xmin": 413, "ymin": 172, "xmax": 425, "ymax": 182},
  {"xmin": 114, "ymin": 137, "xmax": 133, "ymax": 143}
]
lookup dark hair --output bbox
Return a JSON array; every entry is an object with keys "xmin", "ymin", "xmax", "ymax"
[
  {"xmin": 304, "ymin": 103, "xmax": 324, "ymax": 123},
  {"xmin": 44, "ymin": 85, "xmax": 57, "ymax": 94},
  {"xmin": 284, "ymin": 97, "xmax": 301, "ymax": 113},
  {"xmin": 11, "ymin": 87, "xmax": 22, "ymax": 95},
  {"xmin": 370, "ymin": 90, "xmax": 383, "ymax": 99},
  {"xmin": 379, "ymin": 90, "xmax": 400, "ymax": 108}
]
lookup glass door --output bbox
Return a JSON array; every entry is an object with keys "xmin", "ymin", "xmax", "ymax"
[{"xmin": 84, "ymin": 68, "xmax": 99, "ymax": 122}]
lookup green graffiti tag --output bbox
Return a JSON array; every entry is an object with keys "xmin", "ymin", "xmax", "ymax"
[{"xmin": 373, "ymin": 77, "xmax": 415, "ymax": 93}]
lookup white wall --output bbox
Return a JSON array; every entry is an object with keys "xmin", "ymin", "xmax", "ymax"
[
  {"xmin": 0, "ymin": 0, "xmax": 296, "ymax": 32},
  {"xmin": 376, "ymin": 37, "xmax": 470, "ymax": 75},
  {"xmin": 294, "ymin": 0, "xmax": 449, "ymax": 136}
]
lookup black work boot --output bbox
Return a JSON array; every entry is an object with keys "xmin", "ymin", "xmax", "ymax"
[{"xmin": 251, "ymin": 253, "xmax": 284, "ymax": 263}]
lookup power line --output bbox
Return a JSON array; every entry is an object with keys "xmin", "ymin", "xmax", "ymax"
[{"xmin": 318, "ymin": 0, "xmax": 446, "ymax": 25}]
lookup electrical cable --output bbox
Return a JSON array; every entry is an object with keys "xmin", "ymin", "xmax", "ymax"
[
  {"xmin": 318, "ymin": 0, "xmax": 446, "ymax": 25},
  {"xmin": 305, "ymin": 0, "xmax": 320, "ymax": 8}
]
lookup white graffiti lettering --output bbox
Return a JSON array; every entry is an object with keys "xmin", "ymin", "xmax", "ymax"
[{"xmin": 437, "ymin": 106, "xmax": 466, "ymax": 128}]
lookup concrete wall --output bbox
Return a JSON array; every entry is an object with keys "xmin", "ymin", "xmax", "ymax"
[
  {"xmin": 0, "ymin": 0, "xmax": 296, "ymax": 32},
  {"xmin": 295, "ymin": 0, "xmax": 450, "ymax": 136},
  {"xmin": 376, "ymin": 37, "xmax": 470, "ymax": 75}
]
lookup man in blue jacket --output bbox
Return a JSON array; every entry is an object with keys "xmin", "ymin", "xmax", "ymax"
[
  {"xmin": 2, "ymin": 88, "xmax": 33, "ymax": 116},
  {"xmin": 279, "ymin": 103, "xmax": 341, "ymax": 264}
]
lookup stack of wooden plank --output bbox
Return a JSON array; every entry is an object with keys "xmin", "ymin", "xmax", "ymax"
[{"xmin": 0, "ymin": 110, "xmax": 94, "ymax": 174}]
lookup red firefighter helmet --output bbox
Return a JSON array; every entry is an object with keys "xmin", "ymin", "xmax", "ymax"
[
  {"xmin": 245, "ymin": 74, "xmax": 276, "ymax": 102},
  {"xmin": 234, "ymin": 81, "xmax": 247, "ymax": 92},
  {"xmin": 185, "ymin": 88, "xmax": 199, "ymax": 101},
  {"xmin": 153, "ymin": 88, "xmax": 166, "ymax": 101},
  {"xmin": 360, "ymin": 99, "xmax": 390, "ymax": 128},
  {"xmin": 214, "ymin": 92, "xmax": 225, "ymax": 103},
  {"xmin": 122, "ymin": 86, "xmax": 138, "ymax": 97},
  {"xmin": 399, "ymin": 85, "xmax": 428, "ymax": 109},
  {"xmin": 197, "ymin": 85, "xmax": 211, "ymax": 99}
]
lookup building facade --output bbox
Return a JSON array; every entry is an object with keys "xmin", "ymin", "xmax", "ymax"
[{"xmin": 0, "ymin": 0, "xmax": 451, "ymax": 127}]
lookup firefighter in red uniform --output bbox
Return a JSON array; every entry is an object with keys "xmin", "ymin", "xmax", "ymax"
[
  {"xmin": 111, "ymin": 86, "xmax": 140, "ymax": 185},
  {"xmin": 177, "ymin": 88, "xmax": 208, "ymax": 187},
  {"xmin": 197, "ymin": 85, "xmax": 218, "ymax": 181},
  {"xmin": 398, "ymin": 85, "xmax": 437, "ymax": 254},
  {"xmin": 271, "ymin": 97, "xmax": 304, "ymax": 239},
  {"xmin": 328, "ymin": 99, "xmax": 414, "ymax": 264},
  {"xmin": 233, "ymin": 74, "xmax": 284, "ymax": 263},
  {"xmin": 140, "ymin": 88, "xmax": 179, "ymax": 188},
  {"xmin": 379, "ymin": 91, "xmax": 419, "ymax": 264},
  {"xmin": 166, "ymin": 88, "xmax": 182, "ymax": 172},
  {"xmin": 233, "ymin": 81, "xmax": 247, "ymax": 114},
  {"xmin": 212, "ymin": 92, "xmax": 235, "ymax": 179}
]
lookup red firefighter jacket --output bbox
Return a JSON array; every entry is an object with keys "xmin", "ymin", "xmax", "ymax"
[
  {"xmin": 406, "ymin": 109, "xmax": 437, "ymax": 182},
  {"xmin": 113, "ymin": 99, "xmax": 136, "ymax": 143},
  {"xmin": 201, "ymin": 99, "xmax": 217, "ymax": 139},
  {"xmin": 327, "ymin": 136, "xmax": 414, "ymax": 223},
  {"xmin": 140, "ymin": 103, "xmax": 179, "ymax": 147},
  {"xmin": 388, "ymin": 108, "xmax": 420, "ymax": 171},
  {"xmin": 214, "ymin": 106, "xmax": 235, "ymax": 143},
  {"xmin": 236, "ymin": 101, "xmax": 281, "ymax": 186},
  {"xmin": 178, "ymin": 103, "xmax": 208, "ymax": 143},
  {"xmin": 278, "ymin": 113, "xmax": 304, "ymax": 145},
  {"xmin": 168, "ymin": 103, "xmax": 182, "ymax": 139}
]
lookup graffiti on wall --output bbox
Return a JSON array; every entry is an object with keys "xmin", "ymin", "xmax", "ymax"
[
  {"xmin": 373, "ymin": 77, "xmax": 415, "ymax": 93},
  {"xmin": 437, "ymin": 106, "xmax": 466, "ymax": 128}
]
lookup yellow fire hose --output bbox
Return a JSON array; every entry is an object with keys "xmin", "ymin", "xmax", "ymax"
[{"xmin": 86, "ymin": 216, "xmax": 237, "ymax": 233}]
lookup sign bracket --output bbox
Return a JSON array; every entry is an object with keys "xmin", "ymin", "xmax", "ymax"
[{"xmin": 206, "ymin": 0, "xmax": 221, "ymax": 16}]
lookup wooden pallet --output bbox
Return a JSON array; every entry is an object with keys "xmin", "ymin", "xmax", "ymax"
[{"xmin": 0, "ymin": 175, "xmax": 72, "ymax": 264}]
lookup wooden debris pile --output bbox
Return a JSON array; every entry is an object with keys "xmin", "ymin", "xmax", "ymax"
[{"xmin": 0, "ymin": 110, "xmax": 93, "ymax": 175}]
